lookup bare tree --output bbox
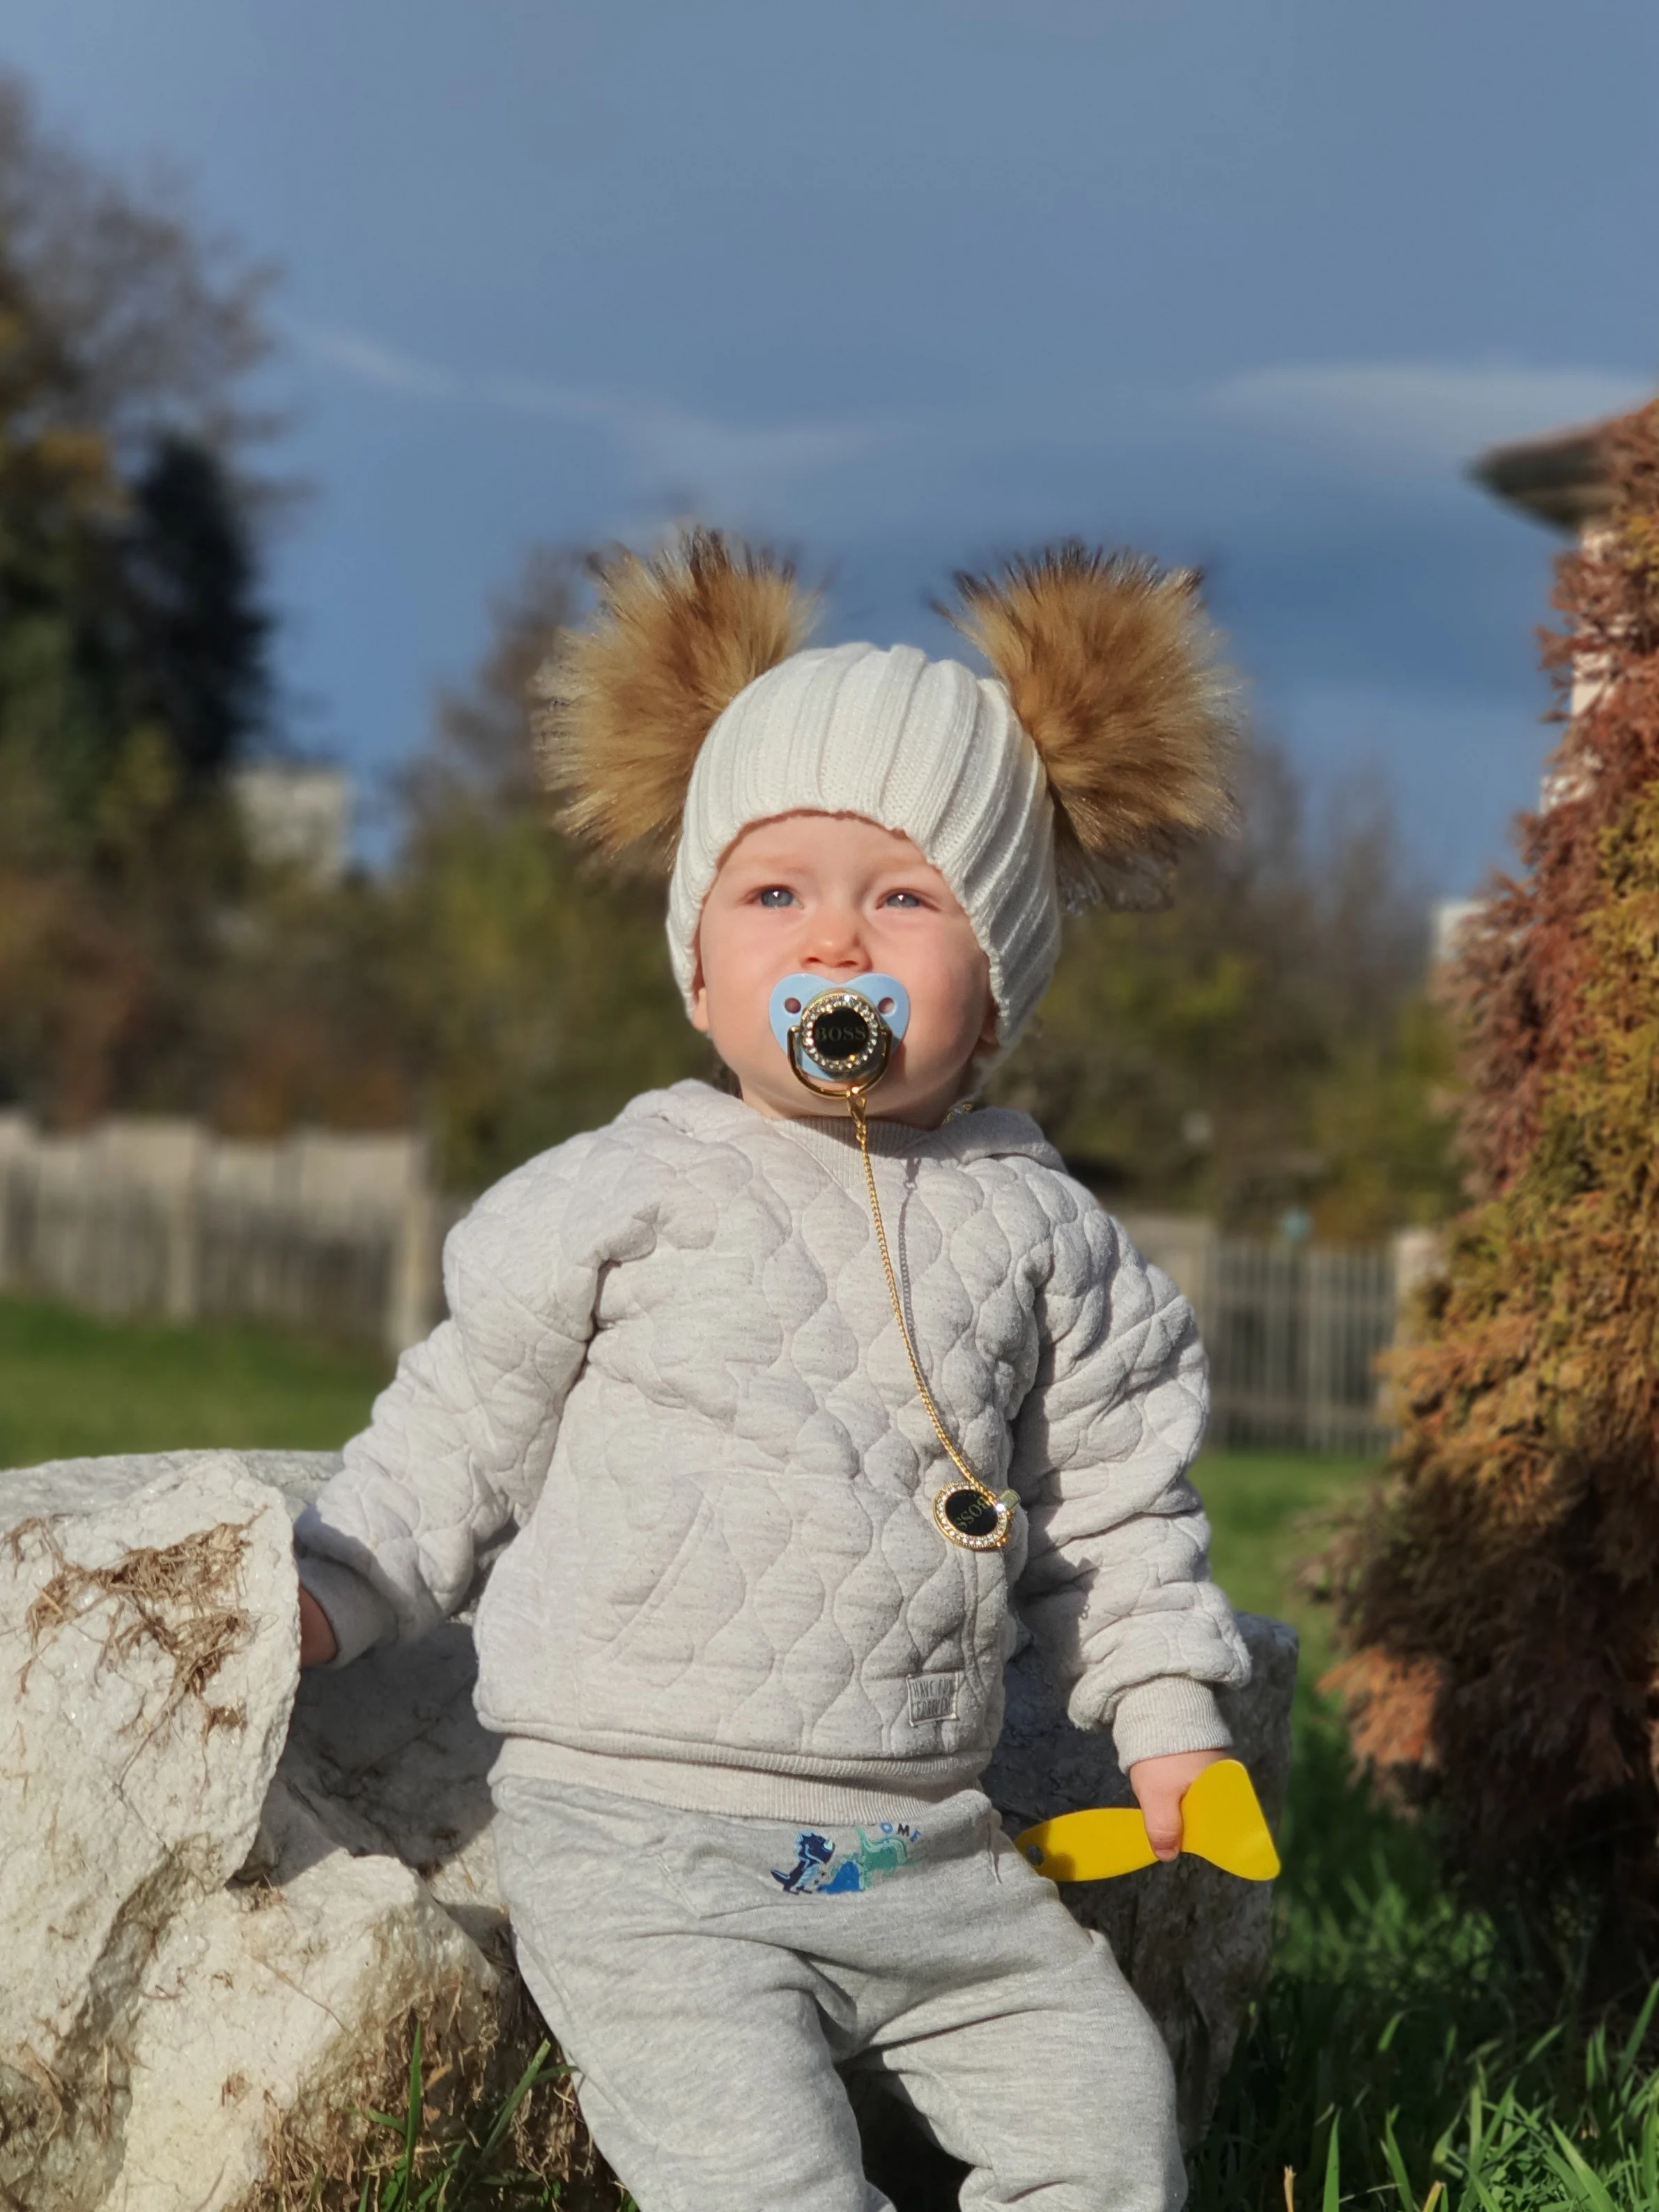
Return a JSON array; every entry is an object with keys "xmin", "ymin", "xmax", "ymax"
[
  {"xmin": 397, "ymin": 547, "xmax": 588, "ymax": 829},
  {"xmin": 0, "ymin": 73, "xmax": 278, "ymax": 469}
]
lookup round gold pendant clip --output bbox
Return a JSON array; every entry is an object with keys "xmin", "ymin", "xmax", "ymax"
[{"xmin": 932, "ymin": 1483, "xmax": 1019, "ymax": 1552}]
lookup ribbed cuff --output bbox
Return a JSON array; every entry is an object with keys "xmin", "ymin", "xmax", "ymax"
[
  {"xmin": 1111, "ymin": 1678, "xmax": 1233, "ymax": 1772},
  {"xmin": 294, "ymin": 1552, "xmax": 397, "ymax": 1669}
]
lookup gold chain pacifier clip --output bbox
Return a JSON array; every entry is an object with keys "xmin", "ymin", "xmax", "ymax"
[
  {"xmin": 775, "ymin": 975, "xmax": 1019, "ymax": 1554},
  {"xmin": 847, "ymin": 1091, "xmax": 1019, "ymax": 1554}
]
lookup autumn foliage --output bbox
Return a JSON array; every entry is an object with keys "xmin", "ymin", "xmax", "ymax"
[{"xmin": 1329, "ymin": 399, "xmax": 1659, "ymax": 1939}]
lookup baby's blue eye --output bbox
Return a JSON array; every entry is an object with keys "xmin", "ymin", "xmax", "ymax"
[
  {"xmin": 881, "ymin": 890, "xmax": 923, "ymax": 909},
  {"xmin": 757, "ymin": 886, "xmax": 797, "ymax": 908}
]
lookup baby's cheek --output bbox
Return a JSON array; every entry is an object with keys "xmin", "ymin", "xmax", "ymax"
[
  {"xmin": 913, "ymin": 963, "xmax": 994, "ymax": 1067},
  {"xmin": 703, "ymin": 977, "xmax": 792, "ymax": 1097}
]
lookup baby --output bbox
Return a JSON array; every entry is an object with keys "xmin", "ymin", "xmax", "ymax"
[{"xmin": 293, "ymin": 534, "xmax": 1251, "ymax": 2212}]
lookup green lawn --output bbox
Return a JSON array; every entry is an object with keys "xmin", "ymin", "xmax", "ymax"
[
  {"xmin": 1196, "ymin": 1446, "xmax": 1364, "ymax": 1679},
  {"xmin": 0, "ymin": 1292, "xmax": 392, "ymax": 1469}
]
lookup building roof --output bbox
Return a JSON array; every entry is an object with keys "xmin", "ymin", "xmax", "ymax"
[{"xmin": 1467, "ymin": 417, "xmax": 1616, "ymax": 533}]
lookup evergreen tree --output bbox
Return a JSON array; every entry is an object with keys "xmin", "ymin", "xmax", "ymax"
[
  {"xmin": 0, "ymin": 240, "xmax": 125, "ymax": 836},
  {"xmin": 123, "ymin": 432, "xmax": 270, "ymax": 784},
  {"xmin": 1329, "ymin": 399, "xmax": 1659, "ymax": 1953}
]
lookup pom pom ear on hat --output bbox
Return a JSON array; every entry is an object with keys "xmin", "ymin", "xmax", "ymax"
[
  {"xmin": 946, "ymin": 543, "xmax": 1238, "ymax": 907},
  {"xmin": 533, "ymin": 527, "xmax": 816, "ymax": 868}
]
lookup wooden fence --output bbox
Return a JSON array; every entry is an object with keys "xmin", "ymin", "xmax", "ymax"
[{"xmin": 0, "ymin": 1113, "xmax": 447, "ymax": 1356}]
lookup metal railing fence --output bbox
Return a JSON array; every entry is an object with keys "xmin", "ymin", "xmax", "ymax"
[{"xmin": 1119, "ymin": 1214, "xmax": 1431, "ymax": 1456}]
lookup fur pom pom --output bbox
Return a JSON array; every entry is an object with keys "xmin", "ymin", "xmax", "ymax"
[
  {"xmin": 534, "ymin": 528, "xmax": 815, "ymax": 865},
  {"xmin": 948, "ymin": 544, "xmax": 1238, "ymax": 902}
]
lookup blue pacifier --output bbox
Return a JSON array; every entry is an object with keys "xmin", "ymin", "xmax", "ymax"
[{"xmin": 769, "ymin": 973, "xmax": 911, "ymax": 1095}]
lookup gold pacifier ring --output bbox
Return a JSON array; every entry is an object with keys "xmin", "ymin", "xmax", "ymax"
[{"xmin": 787, "ymin": 987, "xmax": 894, "ymax": 1097}]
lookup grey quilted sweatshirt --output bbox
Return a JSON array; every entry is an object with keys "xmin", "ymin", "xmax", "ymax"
[{"xmin": 294, "ymin": 1081, "xmax": 1249, "ymax": 1821}]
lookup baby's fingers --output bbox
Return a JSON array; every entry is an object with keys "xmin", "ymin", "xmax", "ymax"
[
  {"xmin": 1127, "ymin": 1747, "xmax": 1223, "ymax": 1863},
  {"xmin": 298, "ymin": 1584, "xmax": 338, "ymax": 1669},
  {"xmin": 1139, "ymin": 1790, "xmax": 1185, "ymax": 1862}
]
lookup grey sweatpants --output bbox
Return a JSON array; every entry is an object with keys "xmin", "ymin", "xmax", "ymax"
[{"xmin": 491, "ymin": 1776, "xmax": 1184, "ymax": 2212}]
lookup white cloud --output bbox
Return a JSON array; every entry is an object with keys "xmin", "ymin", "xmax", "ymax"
[
  {"xmin": 289, "ymin": 320, "xmax": 902, "ymax": 506},
  {"xmin": 288, "ymin": 324, "xmax": 1653, "ymax": 536},
  {"xmin": 1204, "ymin": 360, "xmax": 1651, "ymax": 475},
  {"xmin": 295, "ymin": 323, "xmax": 459, "ymax": 399}
]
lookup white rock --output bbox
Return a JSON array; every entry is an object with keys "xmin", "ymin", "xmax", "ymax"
[
  {"xmin": 100, "ymin": 1791, "xmax": 499, "ymax": 2212},
  {"xmin": 0, "ymin": 1457, "xmax": 299, "ymax": 2212},
  {"xmin": 1, "ymin": 1448, "xmax": 345, "ymax": 1525},
  {"xmin": 281, "ymin": 1619, "xmax": 509, "ymax": 1954},
  {"xmin": 1, "ymin": 1450, "xmax": 511, "ymax": 2212}
]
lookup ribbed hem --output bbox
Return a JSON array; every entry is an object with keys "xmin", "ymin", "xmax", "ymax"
[
  {"xmin": 488, "ymin": 1735, "xmax": 983, "ymax": 1824},
  {"xmin": 1111, "ymin": 1678, "xmax": 1233, "ymax": 1772},
  {"xmin": 293, "ymin": 1553, "xmax": 395, "ymax": 1669},
  {"xmin": 476, "ymin": 1706, "xmax": 987, "ymax": 1785}
]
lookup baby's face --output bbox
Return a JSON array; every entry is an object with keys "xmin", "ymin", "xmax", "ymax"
[{"xmin": 690, "ymin": 812, "xmax": 997, "ymax": 1126}]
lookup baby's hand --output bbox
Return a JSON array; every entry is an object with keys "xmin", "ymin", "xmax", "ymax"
[
  {"xmin": 298, "ymin": 1585, "xmax": 338, "ymax": 1669},
  {"xmin": 1127, "ymin": 1748, "xmax": 1226, "ymax": 1861}
]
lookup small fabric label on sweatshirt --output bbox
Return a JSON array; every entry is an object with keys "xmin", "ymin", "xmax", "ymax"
[{"xmin": 906, "ymin": 1673, "xmax": 960, "ymax": 1723}]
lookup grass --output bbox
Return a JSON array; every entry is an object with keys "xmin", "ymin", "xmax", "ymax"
[
  {"xmin": 1196, "ymin": 1444, "xmax": 1359, "ymax": 1674},
  {"xmin": 0, "ymin": 1290, "xmax": 391, "ymax": 1469},
  {"xmin": 1191, "ymin": 1689, "xmax": 1659, "ymax": 2210},
  {"xmin": 346, "ymin": 2031, "xmax": 598, "ymax": 2212},
  {"xmin": 1188, "ymin": 1449, "xmax": 1659, "ymax": 2211},
  {"xmin": 10, "ymin": 1294, "xmax": 1659, "ymax": 2206}
]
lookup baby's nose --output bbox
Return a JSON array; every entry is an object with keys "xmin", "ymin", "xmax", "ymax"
[{"xmin": 803, "ymin": 913, "xmax": 867, "ymax": 970}]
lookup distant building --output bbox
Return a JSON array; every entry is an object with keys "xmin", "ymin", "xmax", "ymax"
[
  {"xmin": 1468, "ymin": 419, "xmax": 1615, "ymax": 541},
  {"xmin": 1430, "ymin": 897, "xmax": 1483, "ymax": 968},
  {"xmin": 231, "ymin": 761, "xmax": 352, "ymax": 883},
  {"xmin": 1426, "ymin": 412, "xmax": 1628, "ymax": 959},
  {"xmin": 1470, "ymin": 410, "xmax": 1637, "ymax": 822}
]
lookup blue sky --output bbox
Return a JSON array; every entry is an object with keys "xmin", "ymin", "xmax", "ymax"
[{"xmin": 8, "ymin": 0, "xmax": 1656, "ymax": 890}]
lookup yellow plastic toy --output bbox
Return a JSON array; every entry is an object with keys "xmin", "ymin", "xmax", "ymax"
[{"xmin": 1012, "ymin": 1758, "xmax": 1281, "ymax": 1884}]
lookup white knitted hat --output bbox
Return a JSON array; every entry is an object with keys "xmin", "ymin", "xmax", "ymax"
[
  {"xmin": 666, "ymin": 641, "xmax": 1060, "ymax": 1050},
  {"xmin": 534, "ymin": 530, "xmax": 1236, "ymax": 1058}
]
